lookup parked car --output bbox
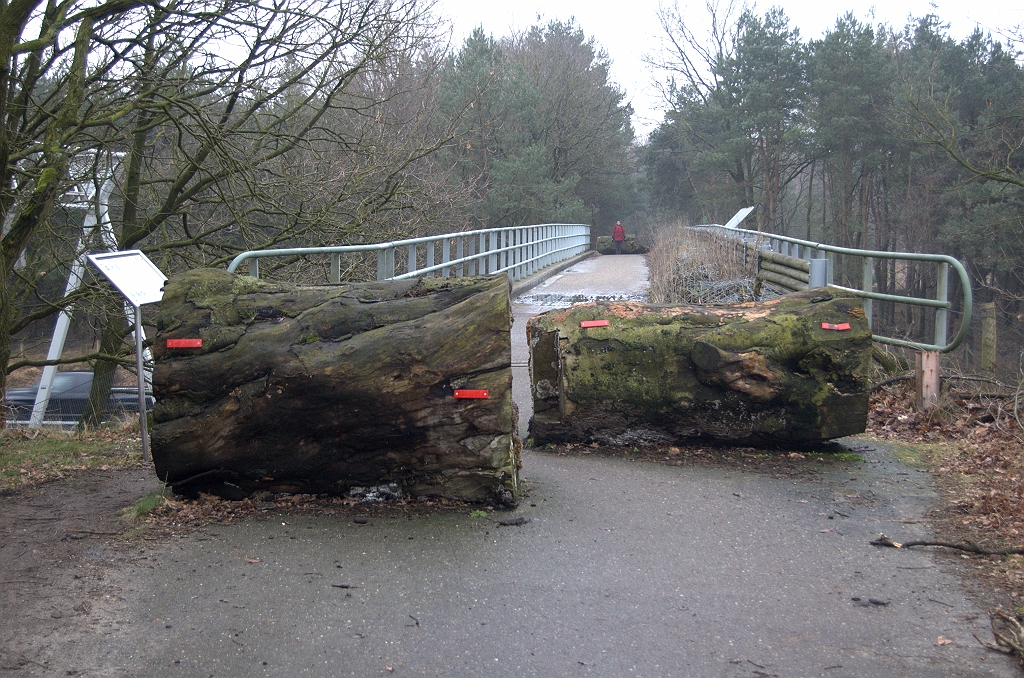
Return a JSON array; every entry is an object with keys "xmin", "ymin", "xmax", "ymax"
[{"xmin": 4, "ymin": 371, "xmax": 154, "ymax": 426}]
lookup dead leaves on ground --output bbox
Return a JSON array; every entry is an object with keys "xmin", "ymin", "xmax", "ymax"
[
  {"xmin": 141, "ymin": 490, "xmax": 476, "ymax": 533},
  {"xmin": 868, "ymin": 383, "xmax": 1024, "ymax": 544}
]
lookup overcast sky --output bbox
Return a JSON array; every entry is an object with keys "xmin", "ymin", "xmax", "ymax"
[{"xmin": 435, "ymin": 0, "xmax": 1023, "ymax": 139}]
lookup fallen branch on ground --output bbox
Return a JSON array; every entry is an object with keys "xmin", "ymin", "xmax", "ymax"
[
  {"xmin": 870, "ymin": 534, "xmax": 1024, "ymax": 555},
  {"xmin": 974, "ymin": 610, "xmax": 1024, "ymax": 662},
  {"xmin": 871, "ymin": 374, "xmax": 913, "ymax": 391}
]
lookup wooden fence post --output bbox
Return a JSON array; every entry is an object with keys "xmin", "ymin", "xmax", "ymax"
[{"xmin": 916, "ymin": 351, "xmax": 941, "ymax": 410}]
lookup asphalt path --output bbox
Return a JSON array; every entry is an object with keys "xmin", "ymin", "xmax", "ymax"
[
  {"xmin": 29, "ymin": 255, "xmax": 1018, "ymax": 677},
  {"xmin": 83, "ymin": 443, "xmax": 1013, "ymax": 677}
]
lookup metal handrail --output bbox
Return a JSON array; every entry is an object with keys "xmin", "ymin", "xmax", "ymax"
[
  {"xmin": 226, "ymin": 224, "xmax": 591, "ymax": 283},
  {"xmin": 707, "ymin": 219, "xmax": 972, "ymax": 353}
]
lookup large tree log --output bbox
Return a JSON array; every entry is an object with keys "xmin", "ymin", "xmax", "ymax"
[
  {"xmin": 151, "ymin": 269, "xmax": 520, "ymax": 505},
  {"xmin": 528, "ymin": 290, "xmax": 872, "ymax": 445},
  {"xmin": 595, "ymin": 235, "xmax": 649, "ymax": 254}
]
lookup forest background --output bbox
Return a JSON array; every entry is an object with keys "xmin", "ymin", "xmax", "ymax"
[{"xmin": 0, "ymin": 0, "xmax": 1021, "ymax": 422}]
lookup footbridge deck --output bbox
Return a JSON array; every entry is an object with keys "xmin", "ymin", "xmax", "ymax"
[{"xmin": 511, "ymin": 253, "xmax": 649, "ymax": 440}]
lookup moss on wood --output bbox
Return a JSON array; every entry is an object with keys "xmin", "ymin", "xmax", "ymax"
[
  {"xmin": 528, "ymin": 289, "xmax": 872, "ymax": 445},
  {"xmin": 152, "ymin": 269, "xmax": 519, "ymax": 505}
]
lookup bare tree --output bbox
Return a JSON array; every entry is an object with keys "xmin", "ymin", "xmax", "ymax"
[
  {"xmin": 646, "ymin": 0, "xmax": 742, "ymax": 107},
  {"xmin": 0, "ymin": 0, "xmax": 462, "ymax": 424}
]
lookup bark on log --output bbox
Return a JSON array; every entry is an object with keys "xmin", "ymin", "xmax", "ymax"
[
  {"xmin": 151, "ymin": 269, "xmax": 520, "ymax": 504},
  {"xmin": 528, "ymin": 289, "xmax": 872, "ymax": 445}
]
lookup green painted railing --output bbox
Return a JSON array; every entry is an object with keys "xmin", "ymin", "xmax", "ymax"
[{"xmin": 706, "ymin": 214, "xmax": 972, "ymax": 353}]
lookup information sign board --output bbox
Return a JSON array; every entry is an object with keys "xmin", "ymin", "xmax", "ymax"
[{"xmin": 86, "ymin": 250, "xmax": 167, "ymax": 306}]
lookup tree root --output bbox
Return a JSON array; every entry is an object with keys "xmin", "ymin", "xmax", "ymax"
[{"xmin": 870, "ymin": 533, "xmax": 1024, "ymax": 555}]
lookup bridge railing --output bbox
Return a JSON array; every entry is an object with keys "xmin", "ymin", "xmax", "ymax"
[
  {"xmin": 226, "ymin": 224, "xmax": 591, "ymax": 283},
  {"xmin": 701, "ymin": 217, "xmax": 972, "ymax": 354}
]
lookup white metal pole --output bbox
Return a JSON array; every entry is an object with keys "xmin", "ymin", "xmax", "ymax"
[
  {"xmin": 29, "ymin": 177, "xmax": 115, "ymax": 427},
  {"xmin": 133, "ymin": 303, "xmax": 150, "ymax": 462}
]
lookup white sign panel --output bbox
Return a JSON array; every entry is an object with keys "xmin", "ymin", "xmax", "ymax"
[
  {"xmin": 723, "ymin": 206, "xmax": 756, "ymax": 230},
  {"xmin": 87, "ymin": 250, "xmax": 167, "ymax": 306}
]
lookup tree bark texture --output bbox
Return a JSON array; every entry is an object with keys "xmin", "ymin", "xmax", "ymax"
[
  {"xmin": 151, "ymin": 269, "xmax": 520, "ymax": 504},
  {"xmin": 528, "ymin": 290, "xmax": 872, "ymax": 445}
]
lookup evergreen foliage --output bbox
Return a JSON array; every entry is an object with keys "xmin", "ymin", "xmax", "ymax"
[
  {"xmin": 441, "ymin": 21, "xmax": 636, "ymax": 230},
  {"xmin": 643, "ymin": 5, "xmax": 1024, "ymax": 319}
]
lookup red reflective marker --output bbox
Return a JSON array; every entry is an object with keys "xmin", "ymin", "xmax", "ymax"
[
  {"xmin": 166, "ymin": 338, "xmax": 203, "ymax": 348},
  {"xmin": 580, "ymin": 320, "xmax": 610, "ymax": 328},
  {"xmin": 454, "ymin": 389, "xmax": 489, "ymax": 399},
  {"xmin": 821, "ymin": 323, "xmax": 851, "ymax": 331}
]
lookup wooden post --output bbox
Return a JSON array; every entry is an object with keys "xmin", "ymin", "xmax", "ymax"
[
  {"xmin": 980, "ymin": 302, "xmax": 997, "ymax": 378},
  {"xmin": 915, "ymin": 350, "xmax": 940, "ymax": 410}
]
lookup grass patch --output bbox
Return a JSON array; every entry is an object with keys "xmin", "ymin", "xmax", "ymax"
[
  {"xmin": 124, "ymin": 489, "xmax": 171, "ymax": 521},
  {"xmin": 823, "ymin": 452, "xmax": 864, "ymax": 462},
  {"xmin": 0, "ymin": 426, "xmax": 143, "ymax": 491},
  {"xmin": 885, "ymin": 440, "xmax": 959, "ymax": 469}
]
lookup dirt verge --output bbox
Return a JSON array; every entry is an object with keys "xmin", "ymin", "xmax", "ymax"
[{"xmin": 0, "ymin": 464, "xmax": 163, "ymax": 673}]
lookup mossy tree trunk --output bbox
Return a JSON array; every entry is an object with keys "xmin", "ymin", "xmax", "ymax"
[
  {"xmin": 152, "ymin": 269, "xmax": 520, "ymax": 505},
  {"xmin": 528, "ymin": 290, "xmax": 872, "ymax": 445}
]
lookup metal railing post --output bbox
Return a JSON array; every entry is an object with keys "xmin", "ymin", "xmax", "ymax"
[
  {"xmin": 477, "ymin": 233, "xmax": 486, "ymax": 274},
  {"xmin": 503, "ymin": 230, "xmax": 510, "ymax": 273},
  {"xmin": 540, "ymin": 227, "xmax": 548, "ymax": 272},
  {"xmin": 498, "ymin": 231, "xmax": 505, "ymax": 273},
  {"xmin": 935, "ymin": 261, "xmax": 949, "ymax": 347},
  {"xmin": 524, "ymin": 227, "xmax": 530, "ymax": 277},
  {"xmin": 538, "ymin": 225, "xmax": 544, "ymax": 272},
  {"xmin": 441, "ymin": 238, "xmax": 451, "ymax": 278},
  {"xmin": 330, "ymin": 253, "xmax": 341, "ymax": 283},
  {"xmin": 862, "ymin": 256, "xmax": 873, "ymax": 330},
  {"xmin": 808, "ymin": 259, "xmax": 829, "ymax": 288},
  {"xmin": 491, "ymin": 231, "xmax": 499, "ymax": 274},
  {"xmin": 248, "ymin": 258, "xmax": 259, "ymax": 278},
  {"xmin": 456, "ymin": 237, "xmax": 465, "ymax": 277},
  {"xmin": 507, "ymin": 230, "xmax": 514, "ymax": 281},
  {"xmin": 513, "ymin": 228, "xmax": 519, "ymax": 279},
  {"xmin": 407, "ymin": 243, "xmax": 417, "ymax": 275},
  {"xmin": 540, "ymin": 226, "xmax": 547, "ymax": 270}
]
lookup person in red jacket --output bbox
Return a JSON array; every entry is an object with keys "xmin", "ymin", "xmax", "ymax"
[{"xmin": 612, "ymin": 220, "xmax": 625, "ymax": 254}]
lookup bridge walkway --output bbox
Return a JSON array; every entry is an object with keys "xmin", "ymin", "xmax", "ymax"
[{"xmin": 511, "ymin": 252, "xmax": 649, "ymax": 440}]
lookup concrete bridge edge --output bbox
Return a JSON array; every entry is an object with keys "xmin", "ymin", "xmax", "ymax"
[{"xmin": 509, "ymin": 250, "xmax": 598, "ymax": 299}]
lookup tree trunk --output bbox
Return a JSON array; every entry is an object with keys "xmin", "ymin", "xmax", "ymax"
[
  {"xmin": 79, "ymin": 297, "xmax": 130, "ymax": 430},
  {"xmin": 528, "ymin": 290, "xmax": 872, "ymax": 446},
  {"xmin": 151, "ymin": 269, "xmax": 520, "ymax": 505},
  {"xmin": 0, "ymin": 257, "xmax": 11, "ymax": 427}
]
